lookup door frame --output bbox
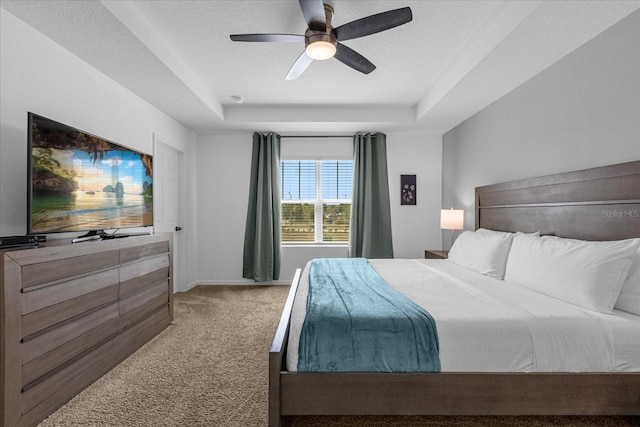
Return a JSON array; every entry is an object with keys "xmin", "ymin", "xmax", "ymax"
[{"xmin": 153, "ymin": 134, "xmax": 186, "ymax": 293}]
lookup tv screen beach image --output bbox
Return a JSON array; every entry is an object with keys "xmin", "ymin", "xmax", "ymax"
[{"xmin": 29, "ymin": 114, "xmax": 153, "ymax": 233}]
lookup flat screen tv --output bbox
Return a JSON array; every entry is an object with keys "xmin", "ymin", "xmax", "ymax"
[{"xmin": 27, "ymin": 113, "xmax": 153, "ymax": 237}]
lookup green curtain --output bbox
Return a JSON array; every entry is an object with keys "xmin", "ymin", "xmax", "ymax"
[
  {"xmin": 242, "ymin": 132, "xmax": 281, "ymax": 281},
  {"xmin": 349, "ymin": 132, "xmax": 394, "ymax": 258}
]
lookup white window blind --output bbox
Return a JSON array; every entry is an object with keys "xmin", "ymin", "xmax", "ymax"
[
  {"xmin": 280, "ymin": 159, "xmax": 353, "ymax": 243},
  {"xmin": 281, "ymin": 161, "xmax": 315, "ymax": 201},
  {"xmin": 322, "ymin": 160, "xmax": 352, "ymax": 201}
]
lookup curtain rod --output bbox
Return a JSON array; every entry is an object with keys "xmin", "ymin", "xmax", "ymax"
[{"xmin": 279, "ymin": 135, "xmax": 353, "ymax": 139}]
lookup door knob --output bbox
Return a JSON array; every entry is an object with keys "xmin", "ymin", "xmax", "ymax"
[{"xmin": 175, "ymin": 226, "xmax": 183, "ymax": 231}]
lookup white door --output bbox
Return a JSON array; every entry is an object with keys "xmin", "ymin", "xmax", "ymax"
[{"xmin": 154, "ymin": 136, "xmax": 183, "ymax": 293}]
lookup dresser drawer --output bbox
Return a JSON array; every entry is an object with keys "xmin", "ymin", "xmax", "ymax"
[
  {"xmin": 21, "ymin": 251, "xmax": 119, "ymax": 290},
  {"xmin": 22, "ymin": 302, "xmax": 120, "ymax": 364},
  {"xmin": 120, "ymin": 254, "xmax": 170, "ymax": 297},
  {"xmin": 22, "ymin": 319, "xmax": 119, "ymax": 387},
  {"xmin": 119, "ymin": 241, "xmax": 169, "ymax": 264},
  {"xmin": 119, "ymin": 280, "xmax": 169, "ymax": 330}
]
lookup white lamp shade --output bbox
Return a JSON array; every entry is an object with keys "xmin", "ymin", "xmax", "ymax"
[{"xmin": 440, "ymin": 209, "xmax": 464, "ymax": 230}]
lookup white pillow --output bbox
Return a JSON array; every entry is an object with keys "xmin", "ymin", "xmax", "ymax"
[
  {"xmin": 477, "ymin": 228, "xmax": 540, "ymax": 237},
  {"xmin": 448, "ymin": 230, "xmax": 514, "ymax": 279},
  {"xmin": 504, "ymin": 234, "xmax": 639, "ymax": 314},
  {"xmin": 614, "ymin": 240, "xmax": 640, "ymax": 315}
]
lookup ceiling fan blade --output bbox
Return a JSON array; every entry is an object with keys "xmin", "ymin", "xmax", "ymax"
[
  {"xmin": 230, "ymin": 34, "xmax": 304, "ymax": 43},
  {"xmin": 334, "ymin": 43, "xmax": 376, "ymax": 75},
  {"xmin": 334, "ymin": 7, "xmax": 413, "ymax": 41},
  {"xmin": 286, "ymin": 51, "xmax": 314, "ymax": 80},
  {"xmin": 299, "ymin": 0, "xmax": 326, "ymax": 31}
]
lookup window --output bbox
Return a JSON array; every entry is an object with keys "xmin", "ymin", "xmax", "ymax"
[{"xmin": 281, "ymin": 160, "xmax": 352, "ymax": 243}]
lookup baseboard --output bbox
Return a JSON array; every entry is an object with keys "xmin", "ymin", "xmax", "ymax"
[
  {"xmin": 182, "ymin": 281, "xmax": 200, "ymax": 292},
  {"xmin": 189, "ymin": 279, "xmax": 291, "ymax": 287}
]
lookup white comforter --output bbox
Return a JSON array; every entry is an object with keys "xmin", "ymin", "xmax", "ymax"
[{"xmin": 287, "ymin": 259, "xmax": 640, "ymax": 372}]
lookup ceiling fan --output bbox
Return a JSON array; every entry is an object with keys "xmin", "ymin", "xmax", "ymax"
[{"xmin": 230, "ymin": 0, "xmax": 413, "ymax": 80}]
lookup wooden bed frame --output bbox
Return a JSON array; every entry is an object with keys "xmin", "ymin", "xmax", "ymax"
[{"xmin": 269, "ymin": 160, "xmax": 640, "ymax": 426}]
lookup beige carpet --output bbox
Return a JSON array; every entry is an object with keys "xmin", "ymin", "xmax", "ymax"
[{"xmin": 39, "ymin": 285, "xmax": 638, "ymax": 427}]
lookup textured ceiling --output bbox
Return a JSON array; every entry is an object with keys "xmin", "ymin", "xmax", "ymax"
[{"xmin": 2, "ymin": 0, "xmax": 639, "ymax": 134}]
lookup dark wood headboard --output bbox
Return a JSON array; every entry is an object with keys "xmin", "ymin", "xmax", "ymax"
[{"xmin": 475, "ymin": 160, "xmax": 640, "ymax": 241}]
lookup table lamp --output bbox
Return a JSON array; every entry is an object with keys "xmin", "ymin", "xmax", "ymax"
[{"xmin": 440, "ymin": 208, "xmax": 464, "ymax": 250}]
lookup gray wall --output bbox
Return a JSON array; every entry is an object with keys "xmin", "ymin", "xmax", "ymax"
[{"xmin": 442, "ymin": 10, "xmax": 640, "ymax": 231}]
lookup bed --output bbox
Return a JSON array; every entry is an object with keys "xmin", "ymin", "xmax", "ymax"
[{"xmin": 268, "ymin": 160, "xmax": 640, "ymax": 426}]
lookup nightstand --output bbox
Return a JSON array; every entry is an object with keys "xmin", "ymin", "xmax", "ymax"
[{"xmin": 424, "ymin": 250, "xmax": 448, "ymax": 259}]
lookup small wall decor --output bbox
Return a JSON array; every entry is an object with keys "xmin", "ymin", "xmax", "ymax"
[{"xmin": 401, "ymin": 174, "xmax": 416, "ymax": 205}]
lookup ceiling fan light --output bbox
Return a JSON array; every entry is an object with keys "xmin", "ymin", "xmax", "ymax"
[{"xmin": 306, "ymin": 40, "xmax": 336, "ymax": 60}]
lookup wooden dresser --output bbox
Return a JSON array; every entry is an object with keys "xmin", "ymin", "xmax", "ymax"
[{"xmin": 1, "ymin": 233, "xmax": 173, "ymax": 427}]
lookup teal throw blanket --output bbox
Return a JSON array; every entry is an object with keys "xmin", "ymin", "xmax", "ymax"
[{"xmin": 298, "ymin": 258, "xmax": 440, "ymax": 372}]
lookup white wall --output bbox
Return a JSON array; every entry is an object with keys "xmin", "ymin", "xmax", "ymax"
[
  {"xmin": 0, "ymin": 10, "xmax": 197, "ymax": 286},
  {"xmin": 442, "ymin": 10, "xmax": 640, "ymax": 231},
  {"xmin": 194, "ymin": 134, "xmax": 251, "ymax": 284},
  {"xmin": 387, "ymin": 132, "xmax": 443, "ymax": 259},
  {"xmin": 195, "ymin": 131, "xmax": 442, "ymax": 285}
]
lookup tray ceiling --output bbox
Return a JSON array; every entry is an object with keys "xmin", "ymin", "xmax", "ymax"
[{"xmin": 1, "ymin": 0, "xmax": 638, "ymax": 134}]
